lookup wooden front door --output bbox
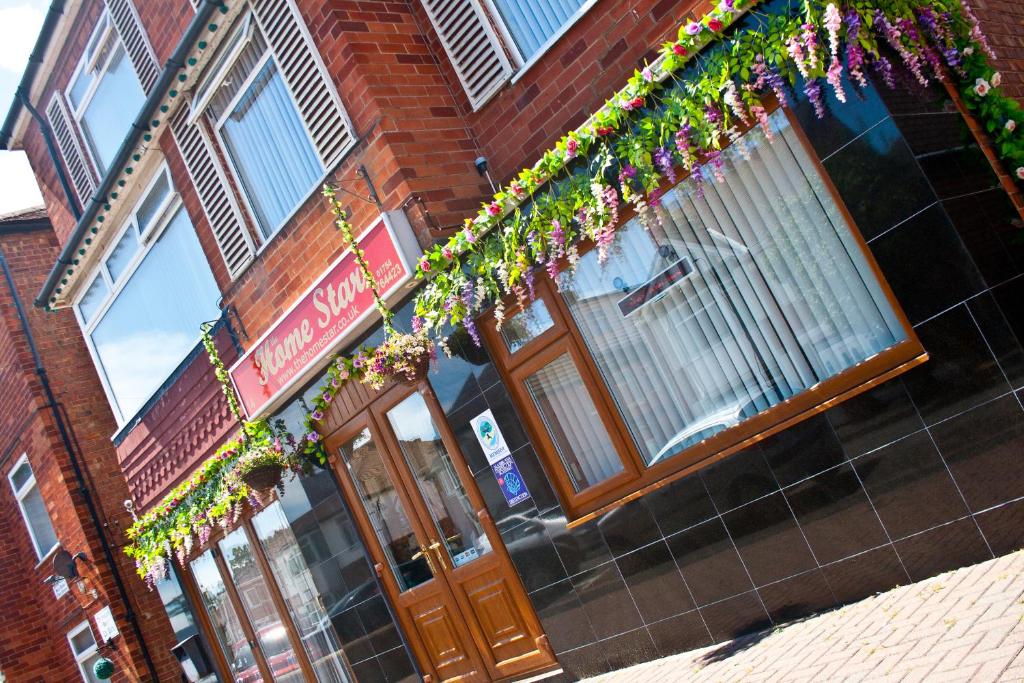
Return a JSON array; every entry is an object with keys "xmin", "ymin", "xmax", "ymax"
[{"xmin": 325, "ymin": 384, "xmax": 557, "ymax": 682}]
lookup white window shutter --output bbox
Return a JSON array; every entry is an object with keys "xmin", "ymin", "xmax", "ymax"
[
  {"xmin": 421, "ymin": 0, "xmax": 513, "ymax": 110},
  {"xmin": 46, "ymin": 94, "xmax": 97, "ymax": 210},
  {"xmin": 171, "ymin": 108, "xmax": 255, "ymax": 280},
  {"xmin": 105, "ymin": 0, "xmax": 160, "ymax": 92},
  {"xmin": 249, "ymin": 0, "xmax": 356, "ymax": 170}
]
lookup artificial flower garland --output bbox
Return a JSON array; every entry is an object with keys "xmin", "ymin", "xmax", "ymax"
[{"xmin": 126, "ymin": 0, "xmax": 1020, "ymax": 583}]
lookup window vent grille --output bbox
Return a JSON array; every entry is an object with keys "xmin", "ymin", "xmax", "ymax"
[
  {"xmin": 421, "ymin": 0, "xmax": 513, "ymax": 110},
  {"xmin": 250, "ymin": 0, "xmax": 356, "ymax": 169},
  {"xmin": 171, "ymin": 108, "xmax": 255, "ymax": 280},
  {"xmin": 46, "ymin": 94, "xmax": 97, "ymax": 210},
  {"xmin": 105, "ymin": 0, "xmax": 159, "ymax": 92}
]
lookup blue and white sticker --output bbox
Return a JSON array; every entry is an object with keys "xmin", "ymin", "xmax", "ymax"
[
  {"xmin": 492, "ymin": 455, "xmax": 531, "ymax": 507},
  {"xmin": 471, "ymin": 409, "xmax": 512, "ymax": 465}
]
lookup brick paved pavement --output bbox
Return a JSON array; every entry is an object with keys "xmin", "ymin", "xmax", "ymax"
[{"xmin": 585, "ymin": 550, "xmax": 1024, "ymax": 682}]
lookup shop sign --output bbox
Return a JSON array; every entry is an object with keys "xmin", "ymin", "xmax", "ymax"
[
  {"xmin": 230, "ymin": 213, "xmax": 421, "ymax": 417},
  {"xmin": 94, "ymin": 606, "xmax": 119, "ymax": 642},
  {"xmin": 617, "ymin": 257, "xmax": 693, "ymax": 316}
]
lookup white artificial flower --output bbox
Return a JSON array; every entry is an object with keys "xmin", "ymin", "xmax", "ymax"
[
  {"xmin": 1007, "ymin": 120, "xmax": 1017, "ymax": 133},
  {"xmin": 974, "ymin": 78, "xmax": 990, "ymax": 96},
  {"xmin": 991, "ymin": 71, "xmax": 1002, "ymax": 87}
]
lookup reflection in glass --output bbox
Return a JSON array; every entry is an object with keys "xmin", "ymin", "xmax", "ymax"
[
  {"xmin": 386, "ymin": 393, "xmax": 489, "ymax": 568},
  {"xmin": 340, "ymin": 429, "xmax": 432, "ymax": 591},
  {"xmin": 219, "ymin": 528, "xmax": 302, "ymax": 682},
  {"xmin": 559, "ymin": 109, "xmax": 906, "ymax": 467},
  {"xmin": 155, "ymin": 570, "xmax": 199, "ymax": 642},
  {"xmin": 525, "ymin": 353, "xmax": 623, "ymax": 491},
  {"xmin": 80, "ymin": 45, "xmax": 146, "ymax": 174},
  {"xmin": 501, "ymin": 298, "xmax": 555, "ymax": 353},
  {"xmin": 191, "ymin": 550, "xmax": 263, "ymax": 683},
  {"xmin": 105, "ymin": 227, "xmax": 138, "ymax": 283},
  {"xmin": 252, "ymin": 501, "xmax": 353, "ymax": 682}
]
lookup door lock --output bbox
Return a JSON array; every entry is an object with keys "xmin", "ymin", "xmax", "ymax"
[
  {"xmin": 428, "ymin": 541, "xmax": 448, "ymax": 571},
  {"xmin": 413, "ymin": 546, "xmax": 438, "ymax": 574}
]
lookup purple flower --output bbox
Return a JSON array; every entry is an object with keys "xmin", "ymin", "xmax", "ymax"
[
  {"xmin": 462, "ymin": 227, "xmax": 477, "ymax": 244},
  {"xmin": 411, "ymin": 315, "xmax": 424, "ymax": 333},
  {"xmin": 685, "ymin": 21, "xmax": 702, "ymax": 36},
  {"xmin": 311, "ymin": 409, "xmax": 324, "ymax": 422},
  {"xmin": 306, "ymin": 431, "xmax": 320, "ymax": 443},
  {"xmin": 654, "ymin": 147, "xmax": 676, "ymax": 184},
  {"xmin": 620, "ymin": 164, "xmax": 637, "ymax": 180},
  {"xmin": 550, "ymin": 220, "xmax": 565, "ymax": 247},
  {"xmin": 804, "ymin": 79, "xmax": 826, "ymax": 119},
  {"xmin": 322, "ymin": 392, "xmax": 333, "ymax": 403}
]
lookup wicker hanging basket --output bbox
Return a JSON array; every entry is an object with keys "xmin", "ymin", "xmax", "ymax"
[
  {"xmin": 396, "ymin": 354, "xmax": 430, "ymax": 386},
  {"xmin": 240, "ymin": 463, "xmax": 285, "ymax": 493}
]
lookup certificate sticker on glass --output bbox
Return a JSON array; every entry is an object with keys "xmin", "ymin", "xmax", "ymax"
[
  {"xmin": 471, "ymin": 409, "xmax": 512, "ymax": 465},
  {"xmin": 492, "ymin": 455, "xmax": 531, "ymax": 507}
]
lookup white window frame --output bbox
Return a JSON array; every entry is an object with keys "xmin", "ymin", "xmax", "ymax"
[
  {"xmin": 67, "ymin": 621, "xmax": 100, "ymax": 683},
  {"xmin": 7, "ymin": 454, "xmax": 59, "ymax": 561},
  {"xmin": 481, "ymin": 0, "xmax": 600, "ymax": 83},
  {"xmin": 191, "ymin": 7, "xmax": 327, "ymax": 245},
  {"xmin": 72, "ymin": 163, "xmax": 209, "ymax": 426},
  {"xmin": 65, "ymin": 10, "xmax": 146, "ymax": 175}
]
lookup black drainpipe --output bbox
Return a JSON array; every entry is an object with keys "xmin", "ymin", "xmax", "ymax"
[
  {"xmin": 0, "ymin": 249, "xmax": 160, "ymax": 683},
  {"xmin": 20, "ymin": 92, "xmax": 82, "ymax": 220}
]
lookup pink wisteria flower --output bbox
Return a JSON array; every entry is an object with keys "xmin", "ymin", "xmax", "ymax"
[{"xmin": 974, "ymin": 78, "xmax": 991, "ymax": 96}]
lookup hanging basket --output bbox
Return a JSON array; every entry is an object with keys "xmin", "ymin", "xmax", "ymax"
[
  {"xmin": 240, "ymin": 463, "xmax": 285, "ymax": 493},
  {"xmin": 396, "ymin": 354, "xmax": 431, "ymax": 386}
]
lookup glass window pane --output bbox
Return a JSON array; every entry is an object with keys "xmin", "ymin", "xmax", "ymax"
[
  {"xmin": 10, "ymin": 461, "xmax": 32, "ymax": 491},
  {"xmin": 218, "ymin": 58, "xmax": 322, "ymax": 239},
  {"xmin": 218, "ymin": 528, "xmax": 302, "ymax": 682},
  {"xmin": 339, "ymin": 429, "xmax": 431, "ymax": 592},
  {"xmin": 105, "ymin": 227, "xmax": 138, "ymax": 283},
  {"xmin": 501, "ymin": 298, "xmax": 554, "ymax": 353},
  {"xmin": 79, "ymin": 45, "xmax": 146, "ymax": 175},
  {"xmin": 559, "ymin": 109, "xmax": 907, "ymax": 467},
  {"xmin": 70, "ymin": 625, "xmax": 96, "ymax": 655},
  {"xmin": 190, "ymin": 550, "xmax": 264, "ymax": 683},
  {"xmin": 524, "ymin": 353, "xmax": 624, "ymax": 491},
  {"xmin": 155, "ymin": 571, "xmax": 199, "ymax": 643},
  {"xmin": 79, "ymin": 651, "xmax": 104, "ymax": 683},
  {"xmin": 136, "ymin": 171, "xmax": 172, "ymax": 237},
  {"xmin": 90, "ymin": 207, "xmax": 220, "ymax": 420},
  {"xmin": 78, "ymin": 275, "xmax": 109, "ymax": 326},
  {"xmin": 489, "ymin": 0, "xmax": 587, "ymax": 60},
  {"xmin": 20, "ymin": 483, "xmax": 59, "ymax": 557},
  {"xmin": 385, "ymin": 393, "xmax": 489, "ymax": 568},
  {"xmin": 252, "ymin": 501, "xmax": 354, "ymax": 683}
]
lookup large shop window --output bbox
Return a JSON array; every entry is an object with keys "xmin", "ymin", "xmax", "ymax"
[
  {"xmin": 484, "ymin": 108, "xmax": 924, "ymax": 519},
  {"xmin": 66, "ymin": 12, "xmax": 147, "ymax": 175},
  {"xmin": 74, "ymin": 166, "xmax": 221, "ymax": 424},
  {"xmin": 7, "ymin": 455, "xmax": 59, "ymax": 560}
]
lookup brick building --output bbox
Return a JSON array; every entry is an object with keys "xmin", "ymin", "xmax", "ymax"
[{"xmin": 0, "ymin": 0, "xmax": 1022, "ymax": 681}]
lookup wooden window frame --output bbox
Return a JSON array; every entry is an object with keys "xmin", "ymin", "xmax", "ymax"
[{"xmin": 479, "ymin": 104, "xmax": 927, "ymax": 525}]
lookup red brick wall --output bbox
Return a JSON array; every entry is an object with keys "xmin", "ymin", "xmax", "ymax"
[
  {"xmin": 0, "ymin": 226, "xmax": 182, "ymax": 682},
  {"xmin": 967, "ymin": 0, "xmax": 1024, "ymax": 103}
]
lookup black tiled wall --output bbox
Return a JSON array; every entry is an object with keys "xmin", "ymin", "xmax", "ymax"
[{"xmin": 426, "ymin": 67, "xmax": 1024, "ymax": 680}]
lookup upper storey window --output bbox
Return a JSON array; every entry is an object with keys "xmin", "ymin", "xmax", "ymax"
[
  {"xmin": 74, "ymin": 165, "xmax": 221, "ymax": 425},
  {"xmin": 7, "ymin": 455, "xmax": 59, "ymax": 560},
  {"xmin": 189, "ymin": 2, "xmax": 356, "ymax": 243},
  {"xmin": 421, "ymin": 0, "xmax": 595, "ymax": 109},
  {"xmin": 66, "ymin": 12, "xmax": 146, "ymax": 175}
]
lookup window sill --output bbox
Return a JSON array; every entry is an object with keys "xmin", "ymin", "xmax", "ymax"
[
  {"xmin": 34, "ymin": 543, "xmax": 61, "ymax": 571},
  {"xmin": 507, "ymin": 0, "xmax": 601, "ymax": 86}
]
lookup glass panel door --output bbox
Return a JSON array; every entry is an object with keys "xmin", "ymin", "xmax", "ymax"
[
  {"xmin": 338, "ymin": 427, "xmax": 433, "ymax": 591},
  {"xmin": 251, "ymin": 502, "xmax": 354, "ymax": 683},
  {"xmin": 191, "ymin": 550, "xmax": 264, "ymax": 683},
  {"xmin": 219, "ymin": 528, "xmax": 303, "ymax": 682},
  {"xmin": 384, "ymin": 393, "xmax": 490, "ymax": 569}
]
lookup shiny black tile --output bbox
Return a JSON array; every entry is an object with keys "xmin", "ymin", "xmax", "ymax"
[
  {"xmin": 970, "ymin": 291, "xmax": 1024, "ymax": 390},
  {"xmin": 993, "ymin": 278, "xmax": 1024, "ymax": 389},
  {"xmin": 824, "ymin": 118, "xmax": 935, "ymax": 241},
  {"xmin": 531, "ymin": 578, "xmax": 598, "ymax": 652},
  {"xmin": 785, "ymin": 463, "xmax": 889, "ymax": 564},
  {"xmin": 644, "ymin": 472, "xmax": 717, "ymax": 536},
  {"xmin": 429, "ymin": 346, "xmax": 485, "ymax": 414},
  {"xmin": 598, "ymin": 498, "xmax": 662, "ymax": 557},
  {"xmin": 870, "ymin": 205, "xmax": 986, "ymax": 325},
  {"xmin": 508, "ymin": 445, "xmax": 560, "ymax": 513},
  {"xmin": 449, "ymin": 395, "xmax": 493, "ymax": 475},
  {"xmin": 505, "ymin": 519, "xmax": 569, "ymax": 592},
  {"xmin": 556, "ymin": 642, "xmax": 610, "ymax": 679},
  {"xmin": 903, "ymin": 305, "xmax": 1008, "ymax": 424},
  {"xmin": 723, "ymin": 493, "xmax": 816, "ymax": 586},
  {"xmin": 602, "ymin": 628, "xmax": 659, "ymax": 671},
  {"xmin": 895, "ymin": 519, "xmax": 992, "ymax": 582},
  {"xmin": 617, "ymin": 540, "xmax": 696, "ymax": 622},
  {"xmin": 699, "ymin": 592, "xmax": 772, "ymax": 642},
  {"xmin": 795, "ymin": 75, "xmax": 889, "ymax": 160},
  {"xmin": 943, "ymin": 189, "xmax": 1024, "ymax": 287},
  {"xmin": 892, "ymin": 112, "xmax": 973, "ymax": 158},
  {"xmin": 352, "ymin": 656, "xmax": 387, "ymax": 683},
  {"xmin": 975, "ymin": 497, "xmax": 1024, "ymax": 556},
  {"xmin": 854, "ymin": 431, "xmax": 969, "ymax": 540},
  {"xmin": 358, "ymin": 595, "xmax": 402, "ymax": 655},
  {"xmin": 827, "ymin": 379, "xmax": 924, "ymax": 458},
  {"xmin": 541, "ymin": 510, "xmax": 614, "ymax": 577},
  {"xmin": 873, "ymin": 77, "xmax": 954, "ymax": 116},
  {"xmin": 760, "ymin": 415, "xmax": 847, "ymax": 487},
  {"xmin": 757, "ymin": 570, "xmax": 836, "ymax": 624},
  {"xmin": 699, "ymin": 446, "xmax": 777, "ymax": 512},
  {"xmin": 378, "ymin": 648, "xmax": 418, "ymax": 683},
  {"xmin": 483, "ymin": 383, "xmax": 532, "ymax": 454},
  {"xmin": 914, "ymin": 134, "xmax": 998, "ymax": 200},
  {"xmin": 570, "ymin": 563, "xmax": 644, "ymax": 640},
  {"xmin": 668, "ymin": 518, "xmax": 754, "ymax": 606},
  {"xmin": 331, "ymin": 606, "xmax": 374, "ymax": 664},
  {"xmin": 647, "ymin": 610, "xmax": 712, "ymax": 657},
  {"xmin": 930, "ymin": 395, "xmax": 1024, "ymax": 511},
  {"xmin": 822, "ymin": 545, "xmax": 910, "ymax": 605}
]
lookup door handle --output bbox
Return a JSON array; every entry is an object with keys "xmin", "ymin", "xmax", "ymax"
[
  {"xmin": 413, "ymin": 547, "xmax": 438, "ymax": 574},
  {"xmin": 428, "ymin": 541, "xmax": 448, "ymax": 572}
]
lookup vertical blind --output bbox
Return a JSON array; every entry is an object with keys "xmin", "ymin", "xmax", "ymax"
[
  {"xmin": 490, "ymin": 0, "xmax": 588, "ymax": 60},
  {"xmin": 559, "ymin": 109, "xmax": 905, "ymax": 468}
]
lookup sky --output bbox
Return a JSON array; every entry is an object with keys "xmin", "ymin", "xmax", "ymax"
[{"xmin": 0, "ymin": 0, "xmax": 48, "ymax": 215}]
